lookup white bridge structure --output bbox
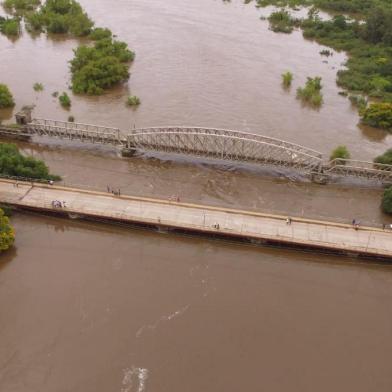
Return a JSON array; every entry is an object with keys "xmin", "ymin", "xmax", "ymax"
[{"xmin": 5, "ymin": 118, "xmax": 392, "ymax": 185}]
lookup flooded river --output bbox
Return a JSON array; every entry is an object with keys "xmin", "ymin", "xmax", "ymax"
[
  {"xmin": 1, "ymin": 0, "xmax": 392, "ymax": 390},
  {"xmin": 1, "ymin": 214, "xmax": 392, "ymax": 392}
]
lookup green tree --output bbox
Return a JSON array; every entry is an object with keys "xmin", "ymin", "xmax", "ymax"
[
  {"xmin": 0, "ymin": 143, "xmax": 61, "ymax": 180},
  {"xmin": 382, "ymin": 186, "xmax": 392, "ymax": 215},
  {"xmin": 70, "ymin": 38, "xmax": 134, "ymax": 95},
  {"xmin": 364, "ymin": 7, "xmax": 392, "ymax": 45},
  {"xmin": 0, "ymin": 208, "xmax": 14, "ymax": 252},
  {"xmin": 0, "ymin": 84, "xmax": 15, "ymax": 108}
]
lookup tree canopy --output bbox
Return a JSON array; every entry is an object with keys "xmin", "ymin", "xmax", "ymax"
[
  {"xmin": 70, "ymin": 37, "xmax": 135, "ymax": 94},
  {"xmin": 26, "ymin": 0, "xmax": 94, "ymax": 36},
  {"xmin": 0, "ymin": 143, "xmax": 60, "ymax": 180}
]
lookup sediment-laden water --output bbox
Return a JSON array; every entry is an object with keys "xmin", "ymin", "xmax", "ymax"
[{"xmin": 1, "ymin": 1, "xmax": 392, "ymax": 391}]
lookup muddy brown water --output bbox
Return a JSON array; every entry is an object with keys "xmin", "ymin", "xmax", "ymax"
[
  {"xmin": 1, "ymin": 0, "xmax": 392, "ymax": 391},
  {"xmin": 1, "ymin": 214, "xmax": 392, "ymax": 392}
]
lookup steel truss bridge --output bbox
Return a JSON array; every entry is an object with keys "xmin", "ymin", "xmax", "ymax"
[{"xmin": 11, "ymin": 118, "xmax": 392, "ymax": 185}]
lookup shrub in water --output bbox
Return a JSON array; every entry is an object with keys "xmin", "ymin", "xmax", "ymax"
[
  {"xmin": 296, "ymin": 77, "xmax": 323, "ymax": 107},
  {"xmin": 282, "ymin": 71, "xmax": 293, "ymax": 88},
  {"xmin": 59, "ymin": 92, "xmax": 71, "ymax": 108},
  {"xmin": 330, "ymin": 145, "xmax": 350, "ymax": 164},
  {"xmin": 268, "ymin": 9, "xmax": 296, "ymax": 34},
  {"xmin": 33, "ymin": 82, "xmax": 44, "ymax": 91},
  {"xmin": 127, "ymin": 96, "xmax": 141, "ymax": 106}
]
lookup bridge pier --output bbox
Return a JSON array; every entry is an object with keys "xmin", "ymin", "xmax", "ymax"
[
  {"xmin": 310, "ymin": 172, "xmax": 330, "ymax": 185},
  {"xmin": 121, "ymin": 147, "xmax": 137, "ymax": 157}
]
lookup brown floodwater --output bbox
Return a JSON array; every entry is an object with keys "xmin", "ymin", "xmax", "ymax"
[
  {"xmin": 1, "ymin": 214, "xmax": 392, "ymax": 392},
  {"xmin": 0, "ymin": 0, "xmax": 391, "ymax": 157},
  {"xmin": 1, "ymin": 1, "xmax": 392, "ymax": 390}
]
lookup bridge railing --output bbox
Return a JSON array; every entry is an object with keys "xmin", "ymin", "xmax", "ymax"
[
  {"xmin": 326, "ymin": 159, "xmax": 392, "ymax": 181},
  {"xmin": 27, "ymin": 119, "xmax": 123, "ymax": 144}
]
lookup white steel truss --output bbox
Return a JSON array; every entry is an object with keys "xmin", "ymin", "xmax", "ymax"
[
  {"xmin": 126, "ymin": 127, "xmax": 323, "ymax": 172},
  {"xmin": 22, "ymin": 120, "xmax": 392, "ymax": 184}
]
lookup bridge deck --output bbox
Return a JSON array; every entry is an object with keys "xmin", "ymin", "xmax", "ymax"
[{"xmin": 1, "ymin": 179, "xmax": 391, "ymax": 259}]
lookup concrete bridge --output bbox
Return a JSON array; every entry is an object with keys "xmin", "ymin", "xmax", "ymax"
[
  {"xmin": 1, "ymin": 115, "xmax": 391, "ymax": 185},
  {"xmin": 1, "ymin": 178, "xmax": 391, "ymax": 260}
]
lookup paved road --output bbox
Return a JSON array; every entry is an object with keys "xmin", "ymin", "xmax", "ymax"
[{"xmin": 1, "ymin": 179, "xmax": 391, "ymax": 259}]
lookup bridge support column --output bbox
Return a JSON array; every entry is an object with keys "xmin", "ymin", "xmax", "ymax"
[
  {"xmin": 310, "ymin": 172, "xmax": 330, "ymax": 185},
  {"xmin": 121, "ymin": 147, "xmax": 137, "ymax": 157}
]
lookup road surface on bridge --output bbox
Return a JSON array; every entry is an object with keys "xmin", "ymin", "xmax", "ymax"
[{"xmin": 0, "ymin": 179, "xmax": 391, "ymax": 259}]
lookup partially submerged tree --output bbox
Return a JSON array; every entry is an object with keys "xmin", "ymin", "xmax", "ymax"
[
  {"xmin": 0, "ymin": 208, "xmax": 14, "ymax": 252},
  {"xmin": 0, "ymin": 84, "xmax": 15, "ymax": 108}
]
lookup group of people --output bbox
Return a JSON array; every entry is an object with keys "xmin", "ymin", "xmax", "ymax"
[
  {"xmin": 352, "ymin": 219, "xmax": 360, "ymax": 230},
  {"xmin": 52, "ymin": 200, "xmax": 66, "ymax": 208},
  {"xmin": 107, "ymin": 186, "xmax": 121, "ymax": 196},
  {"xmin": 168, "ymin": 195, "xmax": 181, "ymax": 202}
]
